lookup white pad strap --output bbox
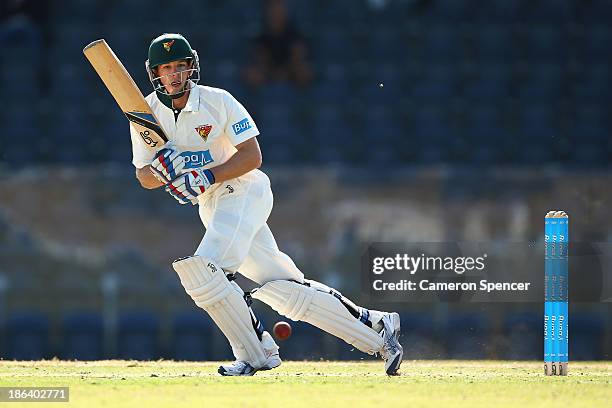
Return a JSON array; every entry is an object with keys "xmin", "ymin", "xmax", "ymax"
[
  {"xmin": 172, "ymin": 256, "xmax": 267, "ymax": 367},
  {"xmin": 252, "ymin": 280, "xmax": 383, "ymax": 354}
]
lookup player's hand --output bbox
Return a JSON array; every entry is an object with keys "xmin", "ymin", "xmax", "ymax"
[
  {"xmin": 165, "ymin": 168, "xmax": 216, "ymax": 205},
  {"xmin": 150, "ymin": 142, "xmax": 186, "ymax": 183}
]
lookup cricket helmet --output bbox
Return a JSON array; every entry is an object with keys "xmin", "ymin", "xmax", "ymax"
[{"xmin": 145, "ymin": 33, "xmax": 200, "ymax": 98}]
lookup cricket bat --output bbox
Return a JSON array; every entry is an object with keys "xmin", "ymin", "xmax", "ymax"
[{"xmin": 83, "ymin": 39, "xmax": 168, "ymax": 149}]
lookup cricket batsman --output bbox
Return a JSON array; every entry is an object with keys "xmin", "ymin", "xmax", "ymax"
[{"xmin": 131, "ymin": 33, "xmax": 403, "ymax": 376}]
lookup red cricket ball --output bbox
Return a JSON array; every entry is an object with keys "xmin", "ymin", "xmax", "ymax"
[{"xmin": 272, "ymin": 321, "xmax": 292, "ymax": 340}]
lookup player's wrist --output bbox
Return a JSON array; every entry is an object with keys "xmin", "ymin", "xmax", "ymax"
[{"xmin": 202, "ymin": 168, "xmax": 216, "ymax": 185}]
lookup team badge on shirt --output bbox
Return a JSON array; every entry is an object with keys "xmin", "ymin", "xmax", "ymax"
[
  {"xmin": 163, "ymin": 40, "xmax": 175, "ymax": 51},
  {"xmin": 195, "ymin": 124, "xmax": 213, "ymax": 141}
]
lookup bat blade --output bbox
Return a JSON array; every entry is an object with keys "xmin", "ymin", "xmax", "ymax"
[{"xmin": 83, "ymin": 39, "xmax": 168, "ymax": 149}]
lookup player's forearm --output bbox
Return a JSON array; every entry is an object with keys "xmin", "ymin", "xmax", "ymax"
[
  {"xmin": 136, "ymin": 165, "xmax": 164, "ymax": 189},
  {"xmin": 209, "ymin": 142, "xmax": 262, "ymax": 184}
]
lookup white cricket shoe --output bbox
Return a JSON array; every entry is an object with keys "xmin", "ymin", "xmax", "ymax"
[
  {"xmin": 217, "ymin": 360, "xmax": 257, "ymax": 376},
  {"xmin": 218, "ymin": 331, "xmax": 282, "ymax": 376},
  {"xmin": 380, "ymin": 312, "xmax": 403, "ymax": 376}
]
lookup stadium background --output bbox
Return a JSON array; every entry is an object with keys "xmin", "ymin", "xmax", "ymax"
[{"xmin": 0, "ymin": 0, "xmax": 610, "ymax": 362}]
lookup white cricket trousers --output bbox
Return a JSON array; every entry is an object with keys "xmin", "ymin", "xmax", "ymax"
[{"xmin": 195, "ymin": 169, "xmax": 304, "ymax": 284}]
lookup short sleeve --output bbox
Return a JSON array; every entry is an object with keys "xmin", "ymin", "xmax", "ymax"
[
  {"xmin": 130, "ymin": 124, "xmax": 156, "ymax": 168},
  {"xmin": 223, "ymin": 92, "xmax": 260, "ymax": 146}
]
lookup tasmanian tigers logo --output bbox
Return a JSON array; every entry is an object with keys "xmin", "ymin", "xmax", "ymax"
[
  {"xmin": 163, "ymin": 40, "xmax": 175, "ymax": 51},
  {"xmin": 195, "ymin": 124, "xmax": 213, "ymax": 141}
]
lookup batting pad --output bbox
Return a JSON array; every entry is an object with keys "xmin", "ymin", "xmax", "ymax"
[
  {"xmin": 252, "ymin": 280, "xmax": 384, "ymax": 354},
  {"xmin": 172, "ymin": 256, "xmax": 268, "ymax": 367}
]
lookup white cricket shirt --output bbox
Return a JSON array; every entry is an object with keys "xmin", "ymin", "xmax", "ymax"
[{"xmin": 130, "ymin": 85, "xmax": 260, "ymax": 172}]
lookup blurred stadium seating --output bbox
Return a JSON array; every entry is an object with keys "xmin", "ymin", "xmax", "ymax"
[
  {"xmin": 170, "ymin": 310, "xmax": 213, "ymax": 361},
  {"xmin": 61, "ymin": 311, "xmax": 104, "ymax": 360},
  {"xmin": 1, "ymin": 0, "xmax": 610, "ymax": 167},
  {"xmin": 5, "ymin": 312, "xmax": 50, "ymax": 360},
  {"xmin": 117, "ymin": 311, "xmax": 160, "ymax": 360}
]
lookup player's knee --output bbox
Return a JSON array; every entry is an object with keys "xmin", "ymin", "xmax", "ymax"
[{"xmin": 172, "ymin": 255, "xmax": 233, "ymax": 308}]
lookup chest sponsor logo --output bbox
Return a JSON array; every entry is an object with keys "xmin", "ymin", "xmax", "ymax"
[
  {"xmin": 232, "ymin": 118, "xmax": 252, "ymax": 135},
  {"xmin": 195, "ymin": 124, "xmax": 213, "ymax": 142},
  {"xmin": 181, "ymin": 150, "xmax": 214, "ymax": 169}
]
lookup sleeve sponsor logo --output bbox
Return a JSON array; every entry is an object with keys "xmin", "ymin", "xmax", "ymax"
[
  {"xmin": 181, "ymin": 150, "xmax": 214, "ymax": 169},
  {"xmin": 232, "ymin": 118, "xmax": 252, "ymax": 135}
]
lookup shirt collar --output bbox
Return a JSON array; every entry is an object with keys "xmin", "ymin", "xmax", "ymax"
[{"xmin": 182, "ymin": 82, "xmax": 200, "ymax": 112}]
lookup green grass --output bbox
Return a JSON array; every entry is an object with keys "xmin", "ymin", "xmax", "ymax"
[{"xmin": 0, "ymin": 360, "xmax": 609, "ymax": 407}]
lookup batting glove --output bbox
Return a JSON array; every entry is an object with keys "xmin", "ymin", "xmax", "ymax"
[
  {"xmin": 150, "ymin": 142, "xmax": 186, "ymax": 183},
  {"xmin": 165, "ymin": 168, "xmax": 216, "ymax": 205}
]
